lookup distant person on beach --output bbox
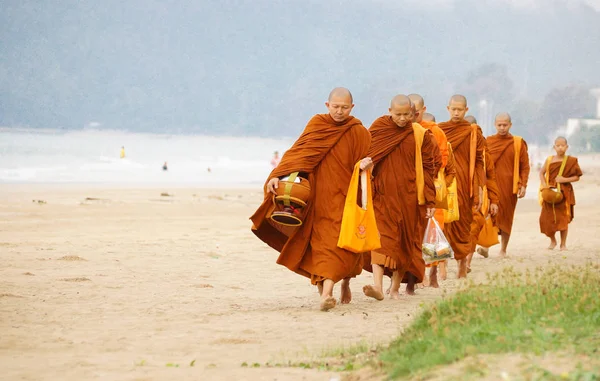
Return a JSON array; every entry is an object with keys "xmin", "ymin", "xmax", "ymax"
[
  {"xmin": 271, "ymin": 151, "xmax": 281, "ymax": 169},
  {"xmin": 120, "ymin": 146, "xmax": 125, "ymax": 159},
  {"xmin": 539, "ymin": 137, "xmax": 582, "ymax": 251},
  {"xmin": 250, "ymin": 87, "xmax": 373, "ymax": 312},
  {"xmin": 163, "ymin": 162, "xmax": 168, "ymax": 171}
]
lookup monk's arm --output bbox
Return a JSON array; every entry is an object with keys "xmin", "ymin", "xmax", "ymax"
[
  {"xmin": 539, "ymin": 163, "xmax": 547, "ymax": 187},
  {"xmin": 422, "ymin": 131, "xmax": 437, "ymax": 207},
  {"xmin": 520, "ymin": 140, "xmax": 531, "ymax": 188},
  {"xmin": 558, "ymin": 175, "xmax": 581, "ymax": 183}
]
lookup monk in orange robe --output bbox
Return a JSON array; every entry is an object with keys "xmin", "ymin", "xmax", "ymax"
[
  {"xmin": 422, "ymin": 113, "xmax": 436, "ymax": 123},
  {"xmin": 539, "ymin": 137, "xmax": 582, "ymax": 251},
  {"xmin": 250, "ymin": 88, "xmax": 372, "ymax": 311},
  {"xmin": 438, "ymin": 95, "xmax": 485, "ymax": 278},
  {"xmin": 362, "ymin": 95, "xmax": 436, "ymax": 300},
  {"xmin": 409, "ymin": 94, "xmax": 455, "ymax": 288},
  {"xmin": 464, "ymin": 116, "xmax": 500, "ymax": 272},
  {"xmin": 485, "ymin": 112, "xmax": 530, "ymax": 257}
]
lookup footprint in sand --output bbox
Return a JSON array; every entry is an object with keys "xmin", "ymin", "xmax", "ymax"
[
  {"xmin": 0, "ymin": 293, "xmax": 23, "ymax": 298},
  {"xmin": 57, "ymin": 255, "xmax": 87, "ymax": 261},
  {"xmin": 192, "ymin": 284, "xmax": 214, "ymax": 288},
  {"xmin": 60, "ymin": 277, "xmax": 91, "ymax": 282}
]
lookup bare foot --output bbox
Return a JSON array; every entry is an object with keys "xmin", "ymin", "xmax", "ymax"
[
  {"xmin": 363, "ymin": 285, "xmax": 384, "ymax": 301},
  {"xmin": 430, "ymin": 273, "xmax": 439, "ymax": 288},
  {"xmin": 422, "ymin": 275, "xmax": 431, "ymax": 287},
  {"xmin": 498, "ymin": 250, "xmax": 507, "ymax": 258},
  {"xmin": 476, "ymin": 247, "xmax": 489, "ymax": 258},
  {"xmin": 390, "ymin": 290, "xmax": 401, "ymax": 300},
  {"xmin": 405, "ymin": 283, "xmax": 416, "ymax": 295},
  {"xmin": 548, "ymin": 239, "xmax": 557, "ymax": 250},
  {"xmin": 340, "ymin": 279, "xmax": 352, "ymax": 304},
  {"xmin": 439, "ymin": 261, "xmax": 447, "ymax": 281},
  {"xmin": 320, "ymin": 296, "xmax": 336, "ymax": 311},
  {"xmin": 457, "ymin": 259, "xmax": 468, "ymax": 279},
  {"xmin": 560, "ymin": 246, "xmax": 568, "ymax": 251}
]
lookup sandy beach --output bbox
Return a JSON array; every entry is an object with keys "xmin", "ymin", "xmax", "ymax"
[{"xmin": 1, "ymin": 172, "xmax": 599, "ymax": 380}]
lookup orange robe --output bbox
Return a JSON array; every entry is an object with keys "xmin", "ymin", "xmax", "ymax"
[
  {"xmin": 469, "ymin": 149, "xmax": 500, "ymax": 251},
  {"xmin": 419, "ymin": 120, "xmax": 454, "ymax": 229},
  {"xmin": 438, "ymin": 120, "xmax": 485, "ymax": 260},
  {"xmin": 486, "ymin": 134, "xmax": 531, "ymax": 234},
  {"xmin": 250, "ymin": 114, "xmax": 371, "ymax": 284},
  {"xmin": 364, "ymin": 116, "xmax": 436, "ymax": 283},
  {"xmin": 419, "ymin": 120, "xmax": 449, "ymax": 168},
  {"xmin": 539, "ymin": 156, "xmax": 582, "ymax": 237}
]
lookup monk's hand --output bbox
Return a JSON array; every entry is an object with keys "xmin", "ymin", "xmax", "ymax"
[
  {"xmin": 555, "ymin": 175, "xmax": 566, "ymax": 184},
  {"xmin": 490, "ymin": 203, "xmax": 499, "ymax": 216},
  {"xmin": 425, "ymin": 208, "xmax": 435, "ymax": 219},
  {"xmin": 518, "ymin": 186, "xmax": 526, "ymax": 198},
  {"xmin": 359, "ymin": 157, "xmax": 374, "ymax": 171},
  {"xmin": 266, "ymin": 178, "xmax": 279, "ymax": 194}
]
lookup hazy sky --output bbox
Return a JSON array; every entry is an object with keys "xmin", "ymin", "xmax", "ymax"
[{"xmin": 1, "ymin": 0, "xmax": 599, "ymax": 137}]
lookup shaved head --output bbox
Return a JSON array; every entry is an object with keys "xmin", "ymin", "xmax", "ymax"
[
  {"xmin": 465, "ymin": 115, "xmax": 477, "ymax": 124},
  {"xmin": 422, "ymin": 113, "xmax": 436, "ymax": 122},
  {"xmin": 408, "ymin": 94, "xmax": 425, "ymax": 123},
  {"xmin": 407, "ymin": 94, "xmax": 424, "ymax": 109},
  {"xmin": 390, "ymin": 94, "xmax": 412, "ymax": 108},
  {"xmin": 447, "ymin": 94, "xmax": 469, "ymax": 122},
  {"xmin": 495, "ymin": 112, "xmax": 512, "ymax": 122},
  {"xmin": 555, "ymin": 136, "xmax": 568, "ymax": 145},
  {"xmin": 494, "ymin": 112, "xmax": 512, "ymax": 136},
  {"xmin": 448, "ymin": 94, "xmax": 468, "ymax": 107},
  {"xmin": 325, "ymin": 87, "xmax": 354, "ymax": 122},
  {"xmin": 328, "ymin": 87, "xmax": 353, "ymax": 103},
  {"xmin": 389, "ymin": 94, "xmax": 414, "ymax": 128}
]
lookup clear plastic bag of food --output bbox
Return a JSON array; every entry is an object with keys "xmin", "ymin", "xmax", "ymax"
[{"xmin": 422, "ymin": 218, "xmax": 454, "ymax": 264}]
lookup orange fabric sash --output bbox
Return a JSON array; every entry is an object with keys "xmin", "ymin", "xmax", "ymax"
[
  {"xmin": 412, "ymin": 123, "xmax": 426, "ymax": 205},
  {"xmin": 513, "ymin": 136, "xmax": 522, "ymax": 194},
  {"xmin": 469, "ymin": 124, "xmax": 477, "ymax": 197}
]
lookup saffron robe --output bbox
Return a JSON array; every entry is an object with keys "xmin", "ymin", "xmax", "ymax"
[
  {"xmin": 438, "ymin": 120, "xmax": 485, "ymax": 260},
  {"xmin": 539, "ymin": 156, "xmax": 582, "ymax": 237},
  {"xmin": 250, "ymin": 114, "xmax": 371, "ymax": 284},
  {"xmin": 487, "ymin": 134, "xmax": 531, "ymax": 234},
  {"xmin": 364, "ymin": 116, "xmax": 436, "ymax": 283}
]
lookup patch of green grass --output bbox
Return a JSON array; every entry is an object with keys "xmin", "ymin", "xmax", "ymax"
[{"xmin": 379, "ymin": 263, "xmax": 600, "ymax": 379}]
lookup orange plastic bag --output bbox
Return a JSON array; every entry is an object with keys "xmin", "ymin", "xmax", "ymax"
[
  {"xmin": 477, "ymin": 216, "xmax": 499, "ymax": 248},
  {"xmin": 337, "ymin": 162, "xmax": 381, "ymax": 253},
  {"xmin": 443, "ymin": 178, "xmax": 459, "ymax": 223}
]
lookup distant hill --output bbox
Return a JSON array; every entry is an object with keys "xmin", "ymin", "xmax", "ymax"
[{"xmin": 1, "ymin": 0, "xmax": 599, "ymax": 141}]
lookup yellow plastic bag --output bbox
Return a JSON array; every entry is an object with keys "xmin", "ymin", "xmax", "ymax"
[
  {"xmin": 477, "ymin": 216, "xmax": 499, "ymax": 248},
  {"xmin": 434, "ymin": 169, "xmax": 448, "ymax": 210},
  {"xmin": 337, "ymin": 162, "xmax": 381, "ymax": 253},
  {"xmin": 443, "ymin": 178, "xmax": 459, "ymax": 223}
]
